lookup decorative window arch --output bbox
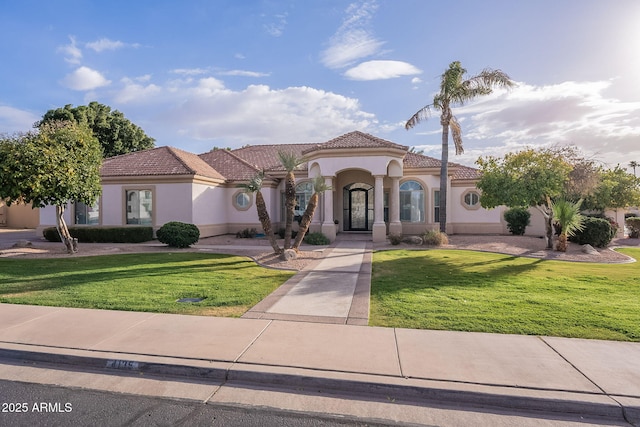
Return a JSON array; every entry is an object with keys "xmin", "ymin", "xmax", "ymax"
[
  {"xmin": 399, "ymin": 180, "xmax": 425, "ymax": 222},
  {"xmin": 232, "ymin": 190, "xmax": 252, "ymax": 211},
  {"xmin": 462, "ymin": 189, "xmax": 481, "ymax": 210}
]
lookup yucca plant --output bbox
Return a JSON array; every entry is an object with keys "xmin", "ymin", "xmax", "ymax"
[
  {"xmin": 552, "ymin": 198, "xmax": 585, "ymax": 252},
  {"xmin": 292, "ymin": 176, "xmax": 331, "ymax": 251}
]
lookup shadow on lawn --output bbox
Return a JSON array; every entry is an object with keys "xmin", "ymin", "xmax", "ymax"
[
  {"xmin": 372, "ymin": 249, "xmax": 545, "ymax": 292},
  {"xmin": 0, "ymin": 253, "xmax": 272, "ymax": 295}
]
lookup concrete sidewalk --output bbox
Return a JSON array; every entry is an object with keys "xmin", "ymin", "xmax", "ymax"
[{"xmin": 0, "ymin": 303, "xmax": 639, "ymax": 425}]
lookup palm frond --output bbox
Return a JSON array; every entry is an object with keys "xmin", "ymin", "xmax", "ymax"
[
  {"xmin": 405, "ymin": 105, "xmax": 433, "ymax": 129},
  {"xmin": 278, "ymin": 150, "xmax": 304, "ymax": 171},
  {"xmin": 449, "ymin": 116, "xmax": 464, "ymax": 155},
  {"xmin": 312, "ymin": 175, "xmax": 331, "ymax": 193}
]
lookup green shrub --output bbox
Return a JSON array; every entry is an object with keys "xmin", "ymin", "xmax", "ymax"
[
  {"xmin": 42, "ymin": 226, "xmax": 153, "ymax": 243},
  {"xmin": 156, "ymin": 222, "xmax": 200, "ymax": 248},
  {"xmin": 626, "ymin": 217, "xmax": 640, "ymax": 238},
  {"xmin": 422, "ymin": 230, "xmax": 449, "ymax": 246},
  {"xmin": 236, "ymin": 227, "xmax": 257, "ymax": 238},
  {"xmin": 503, "ymin": 207, "xmax": 531, "ymax": 235},
  {"xmin": 388, "ymin": 233, "xmax": 403, "ymax": 245},
  {"xmin": 303, "ymin": 232, "xmax": 329, "ymax": 245},
  {"xmin": 569, "ymin": 217, "xmax": 613, "ymax": 248}
]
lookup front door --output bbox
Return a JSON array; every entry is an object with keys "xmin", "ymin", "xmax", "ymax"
[{"xmin": 349, "ymin": 189, "xmax": 368, "ymax": 230}]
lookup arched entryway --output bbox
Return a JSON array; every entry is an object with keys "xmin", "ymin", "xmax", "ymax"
[{"xmin": 343, "ymin": 182, "xmax": 373, "ymax": 231}]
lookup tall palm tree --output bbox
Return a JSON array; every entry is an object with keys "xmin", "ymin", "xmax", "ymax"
[
  {"xmin": 237, "ymin": 173, "xmax": 281, "ymax": 254},
  {"xmin": 552, "ymin": 198, "xmax": 585, "ymax": 252},
  {"xmin": 278, "ymin": 151, "xmax": 304, "ymax": 249},
  {"xmin": 630, "ymin": 160, "xmax": 638, "ymax": 177},
  {"xmin": 406, "ymin": 61, "xmax": 514, "ymax": 232},
  {"xmin": 292, "ymin": 176, "xmax": 331, "ymax": 251}
]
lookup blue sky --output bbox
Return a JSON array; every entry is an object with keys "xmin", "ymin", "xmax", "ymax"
[{"xmin": 1, "ymin": 0, "xmax": 639, "ymax": 170}]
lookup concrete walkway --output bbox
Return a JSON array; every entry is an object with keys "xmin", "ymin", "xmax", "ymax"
[
  {"xmin": 0, "ymin": 303, "xmax": 639, "ymax": 425},
  {"xmin": 243, "ymin": 240, "xmax": 371, "ymax": 325}
]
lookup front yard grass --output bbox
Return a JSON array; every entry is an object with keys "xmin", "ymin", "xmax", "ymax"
[
  {"xmin": 371, "ymin": 248, "xmax": 640, "ymax": 341},
  {"xmin": 0, "ymin": 253, "xmax": 294, "ymax": 317}
]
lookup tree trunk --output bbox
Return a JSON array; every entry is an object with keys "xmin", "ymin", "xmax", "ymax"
[
  {"xmin": 556, "ymin": 233, "xmax": 568, "ymax": 252},
  {"xmin": 292, "ymin": 192, "xmax": 319, "ymax": 251},
  {"xmin": 439, "ymin": 118, "xmax": 449, "ymax": 233},
  {"xmin": 255, "ymin": 191, "xmax": 282, "ymax": 254},
  {"xmin": 55, "ymin": 204, "xmax": 77, "ymax": 254},
  {"xmin": 283, "ymin": 172, "xmax": 296, "ymax": 249},
  {"xmin": 536, "ymin": 201, "xmax": 554, "ymax": 250}
]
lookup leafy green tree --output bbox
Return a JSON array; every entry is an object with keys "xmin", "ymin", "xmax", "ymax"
[
  {"xmin": 291, "ymin": 176, "xmax": 331, "ymax": 251},
  {"xmin": 476, "ymin": 148, "xmax": 572, "ymax": 249},
  {"xmin": 552, "ymin": 199, "xmax": 585, "ymax": 252},
  {"xmin": 237, "ymin": 173, "xmax": 282, "ymax": 255},
  {"xmin": 406, "ymin": 61, "xmax": 514, "ymax": 232},
  {"xmin": 0, "ymin": 121, "xmax": 102, "ymax": 253},
  {"xmin": 37, "ymin": 102, "xmax": 155, "ymax": 157},
  {"xmin": 583, "ymin": 166, "xmax": 640, "ymax": 211}
]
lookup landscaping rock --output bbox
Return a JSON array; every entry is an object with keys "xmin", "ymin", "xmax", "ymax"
[
  {"xmin": 402, "ymin": 236, "xmax": 423, "ymax": 245},
  {"xmin": 281, "ymin": 248, "xmax": 297, "ymax": 261},
  {"xmin": 581, "ymin": 244, "xmax": 599, "ymax": 255},
  {"xmin": 12, "ymin": 240, "xmax": 32, "ymax": 248}
]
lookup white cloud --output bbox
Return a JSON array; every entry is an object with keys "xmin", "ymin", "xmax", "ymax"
[
  {"xmin": 344, "ymin": 60, "xmax": 421, "ymax": 80},
  {"xmin": 60, "ymin": 66, "xmax": 111, "ymax": 91},
  {"xmin": 86, "ymin": 38, "xmax": 123, "ymax": 52},
  {"xmin": 218, "ymin": 70, "xmax": 270, "ymax": 77},
  {"xmin": 0, "ymin": 105, "xmax": 40, "ymax": 132},
  {"xmin": 411, "ymin": 77, "xmax": 422, "ymax": 84},
  {"xmin": 171, "ymin": 68, "xmax": 209, "ymax": 76},
  {"xmin": 113, "ymin": 77, "xmax": 161, "ymax": 103},
  {"xmin": 451, "ymin": 80, "xmax": 640, "ymax": 166},
  {"xmin": 320, "ymin": 0, "xmax": 384, "ymax": 69},
  {"xmin": 57, "ymin": 36, "xmax": 82, "ymax": 64},
  {"xmin": 263, "ymin": 13, "xmax": 288, "ymax": 37}
]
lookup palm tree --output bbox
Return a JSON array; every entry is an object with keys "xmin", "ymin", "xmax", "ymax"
[
  {"xmin": 278, "ymin": 151, "xmax": 304, "ymax": 249},
  {"xmin": 237, "ymin": 173, "xmax": 281, "ymax": 255},
  {"xmin": 552, "ymin": 198, "xmax": 585, "ymax": 252},
  {"xmin": 291, "ymin": 176, "xmax": 331, "ymax": 251},
  {"xmin": 630, "ymin": 160, "xmax": 638, "ymax": 177},
  {"xmin": 406, "ymin": 61, "xmax": 514, "ymax": 232}
]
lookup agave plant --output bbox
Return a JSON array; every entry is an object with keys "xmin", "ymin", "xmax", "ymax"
[{"xmin": 552, "ymin": 198, "xmax": 585, "ymax": 252}]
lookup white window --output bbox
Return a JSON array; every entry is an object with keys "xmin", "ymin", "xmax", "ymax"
[
  {"xmin": 126, "ymin": 190, "xmax": 153, "ymax": 225},
  {"xmin": 400, "ymin": 180, "xmax": 425, "ymax": 222},
  {"xmin": 232, "ymin": 190, "xmax": 252, "ymax": 211},
  {"xmin": 74, "ymin": 200, "xmax": 100, "ymax": 225},
  {"xmin": 462, "ymin": 190, "xmax": 481, "ymax": 210}
]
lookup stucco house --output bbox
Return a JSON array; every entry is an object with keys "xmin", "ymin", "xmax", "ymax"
[{"xmin": 37, "ymin": 131, "xmax": 517, "ymax": 242}]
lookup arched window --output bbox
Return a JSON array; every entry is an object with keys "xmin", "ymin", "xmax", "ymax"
[{"xmin": 399, "ymin": 180, "xmax": 424, "ymax": 222}]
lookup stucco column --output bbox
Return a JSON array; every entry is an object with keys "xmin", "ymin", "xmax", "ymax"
[
  {"xmin": 372, "ymin": 175, "xmax": 386, "ymax": 242},
  {"xmin": 321, "ymin": 176, "xmax": 336, "ymax": 242},
  {"xmin": 389, "ymin": 176, "xmax": 402, "ymax": 236}
]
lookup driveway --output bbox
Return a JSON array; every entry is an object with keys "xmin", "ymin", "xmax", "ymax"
[{"xmin": 0, "ymin": 228, "xmax": 39, "ymax": 249}]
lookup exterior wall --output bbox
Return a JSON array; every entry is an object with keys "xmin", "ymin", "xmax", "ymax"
[
  {"xmin": 449, "ymin": 186, "xmax": 504, "ymax": 234},
  {"xmin": 4, "ymin": 202, "xmax": 39, "ymax": 228}
]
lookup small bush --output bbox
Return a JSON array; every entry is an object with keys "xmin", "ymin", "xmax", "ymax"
[
  {"xmin": 303, "ymin": 232, "xmax": 330, "ymax": 245},
  {"xmin": 569, "ymin": 217, "xmax": 613, "ymax": 248},
  {"xmin": 156, "ymin": 221, "xmax": 200, "ymax": 248},
  {"xmin": 388, "ymin": 233, "xmax": 403, "ymax": 245},
  {"xmin": 236, "ymin": 227, "xmax": 257, "ymax": 238},
  {"xmin": 42, "ymin": 226, "xmax": 153, "ymax": 243},
  {"xmin": 277, "ymin": 228, "xmax": 297, "ymax": 239},
  {"xmin": 626, "ymin": 217, "xmax": 640, "ymax": 238},
  {"xmin": 422, "ymin": 230, "xmax": 449, "ymax": 246},
  {"xmin": 504, "ymin": 207, "xmax": 531, "ymax": 235}
]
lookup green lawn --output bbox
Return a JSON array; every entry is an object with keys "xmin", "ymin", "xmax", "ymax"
[
  {"xmin": 371, "ymin": 248, "xmax": 640, "ymax": 341},
  {"xmin": 0, "ymin": 253, "xmax": 294, "ymax": 317}
]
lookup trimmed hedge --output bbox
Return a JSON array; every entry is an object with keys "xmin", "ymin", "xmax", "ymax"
[
  {"xmin": 156, "ymin": 221, "xmax": 200, "ymax": 248},
  {"xmin": 43, "ymin": 226, "xmax": 154, "ymax": 243},
  {"xmin": 568, "ymin": 217, "xmax": 614, "ymax": 248},
  {"xmin": 503, "ymin": 207, "xmax": 531, "ymax": 235},
  {"xmin": 303, "ymin": 232, "xmax": 330, "ymax": 245}
]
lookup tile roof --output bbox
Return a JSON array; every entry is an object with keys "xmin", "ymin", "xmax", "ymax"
[
  {"xmin": 402, "ymin": 152, "xmax": 441, "ymax": 168},
  {"xmin": 230, "ymin": 143, "xmax": 312, "ymax": 172},
  {"xmin": 452, "ymin": 163, "xmax": 481, "ymax": 180},
  {"xmin": 198, "ymin": 149, "xmax": 264, "ymax": 181},
  {"xmin": 101, "ymin": 146, "xmax": 225, "ymax": 180},
  {"xmin": 303, "ymin": 130, "xmax": 408, "ymax": 153}
]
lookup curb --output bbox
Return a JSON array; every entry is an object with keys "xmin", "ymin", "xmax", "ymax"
[{"xmin": 0, "ymin": 345, "xmax": 629, "ymax": 424}]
